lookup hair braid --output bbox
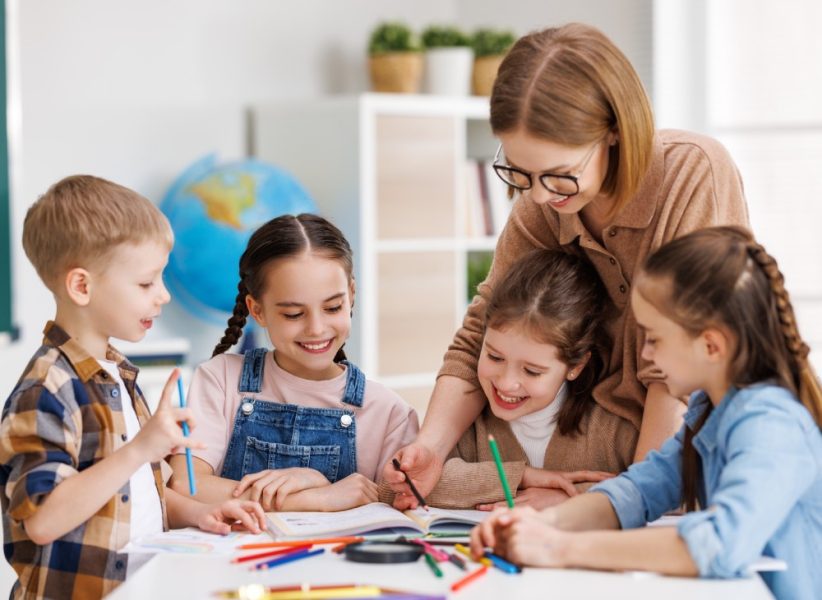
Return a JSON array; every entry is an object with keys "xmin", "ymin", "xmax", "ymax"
[
  {"xmin": 212, "ymin": 280, "xmax": 250, "ymax": 357},
  {"xmin": 747, "ymin": 241, "xmax": 822, "ymax": 426}
]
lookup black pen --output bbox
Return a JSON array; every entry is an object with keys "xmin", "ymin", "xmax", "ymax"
[{"xmin": 392, "ymin": 458, "xmax": 429, "ymax": 511}]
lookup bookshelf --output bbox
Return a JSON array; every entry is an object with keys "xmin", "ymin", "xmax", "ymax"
[{"xmin": 251, "ymin": 94, "xmax": 506, "ymax": 416}]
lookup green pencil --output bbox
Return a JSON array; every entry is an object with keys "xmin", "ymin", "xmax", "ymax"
[
  {"xmin": 488, "ymin": 434, "xmax": 515, "ymax": 508},
  {"xmin": 423, "ymin": 551, "xmax": 443, "ymax": 577}
]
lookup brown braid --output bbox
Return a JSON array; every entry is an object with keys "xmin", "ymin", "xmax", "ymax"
[
  {"xmin": 746, "ymin": 241, "xmax": 822, "ymax": 426},
  {"xmin": 212, "ymin": 280, "xmax": 250, "ymax": 357}
]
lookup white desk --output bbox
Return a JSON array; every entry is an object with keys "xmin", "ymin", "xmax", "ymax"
[{"xmin": 107, "ymin": 548, "xmax": 774, "ymax": 600}]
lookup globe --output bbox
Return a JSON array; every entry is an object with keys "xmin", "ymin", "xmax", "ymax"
[{"xmin": 160, "ymin": 155, "xmax": 317, "ymax": 323}]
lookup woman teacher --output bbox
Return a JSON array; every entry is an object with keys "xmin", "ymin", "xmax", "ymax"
[{"xmin": 384, "ymin": 23, "xmax": 748, "ymax": 507}]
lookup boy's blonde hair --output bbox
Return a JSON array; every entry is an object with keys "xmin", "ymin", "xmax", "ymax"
[{"xmin": 22, "ymin": 175, "xmax": 173, "ymax": 292}]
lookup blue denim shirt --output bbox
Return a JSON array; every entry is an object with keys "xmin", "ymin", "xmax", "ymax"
[{"xmin": 592, "ymin": 383, "xmax": 822, "ymax": 600}]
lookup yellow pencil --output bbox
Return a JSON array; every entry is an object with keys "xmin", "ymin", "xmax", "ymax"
[{"xmin": 454, "ymin": 543, "xmax": 492, "ymax": 567}]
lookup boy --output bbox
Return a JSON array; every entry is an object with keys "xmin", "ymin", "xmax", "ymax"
[{"xmin": 0, "ymin": 176, "xmax": 266, "ymax": 599}]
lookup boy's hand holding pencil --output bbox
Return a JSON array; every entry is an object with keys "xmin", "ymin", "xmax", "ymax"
[{"xmin": 131, "ymin": 368, "xmax": 205, "ymax": 464}]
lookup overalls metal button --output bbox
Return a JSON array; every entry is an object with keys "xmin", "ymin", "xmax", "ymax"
[
  {"xmin": 340, "ymin": 414, "xmax": 353, "ymax": 428},
  {"xmin": 241, "ymin": 401, "xmax": 254, "ymax": 416}
]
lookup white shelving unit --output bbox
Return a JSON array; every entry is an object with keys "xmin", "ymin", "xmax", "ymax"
[{"xmin": 252, "ymin": 94, "xmax": 501, "ymax": 416}]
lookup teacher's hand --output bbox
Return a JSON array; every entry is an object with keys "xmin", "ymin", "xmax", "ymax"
[{"xmin": 382, "ymin": 443, "xmax": 444, "ymax": 510}]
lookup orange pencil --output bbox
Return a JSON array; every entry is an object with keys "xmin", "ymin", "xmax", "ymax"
[
  {"xmin": 231, "ymin": 544, "xmax": 312, "ymax": 564},
  {"xmin": 237, "ymin": 536, "xmax": 363, "ymax": 550},
  {"xmin": 450, "ymin": 565, "xmax": 489, "ymax": 592}
]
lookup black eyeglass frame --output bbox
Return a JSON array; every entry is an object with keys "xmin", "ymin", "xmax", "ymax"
[{"xmin": 491, "ymin": 140, "xmax": 602, "ymax": 198}]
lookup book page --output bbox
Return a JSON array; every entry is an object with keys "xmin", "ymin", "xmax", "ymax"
[
  {"xmin": 403, "ymin": 507, "xmax": 487, "ymax": 532},
  {"xmin": 267, "ymin": 503, "xmax": 421, "ymax": 539}
]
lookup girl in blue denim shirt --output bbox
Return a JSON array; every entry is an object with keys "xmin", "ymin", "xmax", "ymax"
[{"xmin": 471, "ymin": 226, "xmax": 822, "ymax": 600}]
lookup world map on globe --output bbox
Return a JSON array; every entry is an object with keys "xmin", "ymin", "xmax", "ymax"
[{"xmin": 161, "ymin": 155, "xmax": 317, "ymax": 322}]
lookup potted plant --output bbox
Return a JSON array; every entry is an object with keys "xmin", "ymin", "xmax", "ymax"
[
  {"xmin": 368, "ymin": 22, "xmax": 423, "ymax": 93},
  {"xmin": 470, "ymin": 29, "xmax": 516, "ymax": 96},
  {"xmin": 420, "ymin": 25, "xmax": 473, "ymax": 96}
]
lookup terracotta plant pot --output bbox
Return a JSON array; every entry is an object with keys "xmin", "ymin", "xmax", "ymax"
[
  {"xmin": 369, "ymin": 52, "xmax": 423, "ymax": 93},
  {"xmin": 472, "ymin": 55, "xmax": 505, "ymax": 96}
]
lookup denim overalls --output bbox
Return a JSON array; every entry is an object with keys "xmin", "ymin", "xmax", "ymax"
[{"xmin": 220, "ymin": 348, "xmax": 365, "ymax": 483}]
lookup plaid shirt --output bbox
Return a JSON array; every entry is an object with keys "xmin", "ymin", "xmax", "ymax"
[{"xmin": 0, "ymin": 322, "xmax": 168, "ymax": 600}]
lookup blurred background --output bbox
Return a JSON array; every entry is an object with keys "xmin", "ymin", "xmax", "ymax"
[{"xmin": 0, "ymin": 0, "xmax": 821, "ymax": 591}]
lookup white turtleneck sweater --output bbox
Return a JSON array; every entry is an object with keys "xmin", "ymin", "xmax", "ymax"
[{"xmin": 508, "ymin": 382, "xmax": 568, "ymax": 467}]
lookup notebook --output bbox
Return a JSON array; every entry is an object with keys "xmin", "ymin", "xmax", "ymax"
[{"xmin": 266, "ymin": 503, "xmax": 486, "ymax": 539}]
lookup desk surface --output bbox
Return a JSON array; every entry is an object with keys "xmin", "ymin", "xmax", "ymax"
[{"xmin": 107, "ymin": 548, "xmax": 774, "ymax": 600}]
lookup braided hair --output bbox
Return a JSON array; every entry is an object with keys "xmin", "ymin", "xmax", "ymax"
[
  {"xmin": 637, "ymin": 225, "xmax": 822, "ymax": 510},
  {"xmin": 212, "ymin": 214, "xmax": 354, "ymax": 359}
]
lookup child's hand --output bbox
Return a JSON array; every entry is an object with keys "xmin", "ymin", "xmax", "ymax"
[
  {"xmin": 383, "ymin": 444, "xmax": 444, "ymax": 510},
  {"xmin": 522, "ymin": 467, "xmax": 614, "ymax": 491},
  {"xmin": 477, "ymin": 486, "xmax": 570, "ymax": 511},
  {"xmin": 194, "ymin": 499, "xmax": 267, "ymax": 536},
  {"xmin": 487, "ymin": 508, "xmax": 571, "ymax": 568},
  {"xmin": 131, "ymin": 369, "xmax": 205, "ymax": 463},
  {"xmin": 289, "ymin": 473, "xmax": 378, "ymax": 512},
  {"xmin": 232, "ymin": 468, "xmax": 331, "ymax": 511}
]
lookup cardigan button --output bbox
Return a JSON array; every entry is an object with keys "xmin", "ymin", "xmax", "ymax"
[
  {"xmin": 619, "ymin": 284, "xmax": 627, "ymax": 293},
  {"xmin": 609, "ymin": 257, "xmax": 616, "ymax": 265},
  {"xmin": 609, "ymin": 228, "xmax": 617, "ymax": 237}
]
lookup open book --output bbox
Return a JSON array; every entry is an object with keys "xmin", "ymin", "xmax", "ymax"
[{"xmin": 266, "ymin": 503, "xmax": 486, "ymax": 539}]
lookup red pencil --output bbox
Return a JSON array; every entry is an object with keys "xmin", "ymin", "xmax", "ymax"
[
  {"xmin": 450, "ymin": 565, "xmax": 489, "ymax": 592},
  {"xmin": 231, "ymin": 544, "xmax": 312, "ymax": 564},
  {"xmin": 236, "ymin": 536, "xmax": 363, "ymax": 550}
]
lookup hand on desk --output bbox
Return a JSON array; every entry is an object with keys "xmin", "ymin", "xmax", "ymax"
[
  {"xmin": 232, "ymin": 467, "xmax": 330, "ymax": 511},
  {"xmin": 194, "ymin": 499, "xmax": 267, "ymax": 536},
  {"xmin": 470, "ymin": 506, "xmax": 568, "ymax": 568},
  {"xmin": 476, "ymin": 468, "xmax": 614, "ymax": 511},
  {"xmin": 383, "ymin": 443, "xmax": 444, "ymax": 510},
  {"xmin": 278, "ymin": 473, "xmax": 378, "ymax": 512}
]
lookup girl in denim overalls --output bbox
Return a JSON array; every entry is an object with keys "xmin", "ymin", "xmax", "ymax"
[
  {"xmin": 472, "ymin": 226, "xmax": 821, "ymax": 600},
  {"xmin": 169, "ymin": 214, "xmax": 419, "ymax": 512}
]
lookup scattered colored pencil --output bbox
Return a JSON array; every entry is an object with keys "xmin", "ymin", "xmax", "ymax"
[
  {"xmin": 454, "ymin": 543, "xmax": 492, "ymax": 567},
  {"xmin": 176, "ymin": 373, "xmax": 197, "ymax": 496},
  {"xmin": 411, "ymin": 539, "xmax": 449, "ymax": 562},
  {"xmin": 255, "ymin": 547, "xmax": 325, "ymax": 570},
  {"xmin": 237, "ymin": 536, "xmax": 363, "ymax": 550},
  {"xmin": 484, "ymin": 551, "xmax": 522, "ymax": 574},
  {"xmin": 423, "ymin": 551, "xmax": 443, "ymax": 578},
  {"xmin": 446, "ymin": 551, "xmax": 467, "ymax": 570},
  {"xmin": 487, "ymin": 434, "xmax": 514, "ymax": 508},
  {"xmin": 392, "ymin": 458, "xmax": 428, "ymax": 510},
  {"xmin": 231, "ymin": 543, "xmax": 312, "ymax": 564},
  {"xmin": 450, "ymin": 564, "xmax": 489, "ymax": 592}
]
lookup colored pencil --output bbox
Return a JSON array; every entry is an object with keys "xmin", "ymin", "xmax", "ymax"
[
  {"xmin": 446, "ymin": 551, "xmax": 467, "ymax": 570},
  {"xmin": 237, "ymin": 536, "xmax": 363, "ymax": 550},
  {"xmin": 484, "ymin": 551, "xmax": 522, "ymax": 574},
  {"xmin": 487, "ymin": 434, "xmax": 514, "ymax": 508},
  {"xmin": 231, "ymin": 543, "xmax": 312, "ymax": 564},
  {"xmin": 450, "ymin": 564, "xmax": 489, "ymax": 592},
  {"xmin": 255, "ymin": 547, "xmax": 325, "ymax": 570},
  {"xmin": 454, "ymin": 543, "xmax": 492, "ymax": 567},
  {"xmin": 411, "ymin": 539, "xmax": 449, "ymax": 562},
  {"xmin": 423, "ymin": 551, "xmax": 443, "ymax": 577},
  {"xmin": 176, "ymin": 374, "xmax": 197, "ymax": 496},
  {"xmin": 392, "ymin": 458, "xmax": 428, "ymax": 510}
]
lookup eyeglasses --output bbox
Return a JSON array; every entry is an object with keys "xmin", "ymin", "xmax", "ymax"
[{"xmin": 492, "ymin": 140, "xmax": 602, "ymax": 198}]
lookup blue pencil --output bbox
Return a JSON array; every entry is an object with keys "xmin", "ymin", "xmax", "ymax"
[
  {"xmin": 484, "ymin": 551, "xmax": 522, "ymax": 574},
  {"xmin": 176, "ymin": 374, "xmax": 197, "ymax": 496},
  {"xmin": 256, "ymin": 547, "xmax": 325, "ymax": 570}
]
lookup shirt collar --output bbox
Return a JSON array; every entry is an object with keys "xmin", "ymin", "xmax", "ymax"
[
  {"xmin": 683, "ymin": 387, "xmax": 738, "ymax": 453},
  {"xmin": 42, "ymin": 321, "xmax": 136, "ymax": 383},
  {"xmin": 557, "ymin": 133, "xmax": 663, "ymax": 246}
]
